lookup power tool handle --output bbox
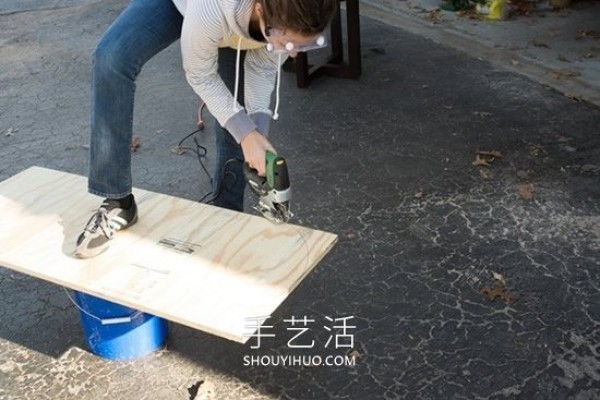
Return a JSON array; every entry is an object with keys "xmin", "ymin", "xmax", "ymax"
[{"xmin": 243, "ymin": 162, "xmax": 267, "ymax": 194}]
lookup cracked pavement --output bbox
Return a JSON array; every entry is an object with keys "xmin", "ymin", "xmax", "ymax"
[{"xmin": 1, "ymin": 0, "xmax": 599, "ymax": 399}]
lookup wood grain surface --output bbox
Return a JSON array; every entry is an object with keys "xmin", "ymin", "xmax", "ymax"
[{"xmin": 0, "ymin": 167, "xmax": 338, "ymax": 343}]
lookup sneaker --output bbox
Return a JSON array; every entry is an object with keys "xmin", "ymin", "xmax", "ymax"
[{"xmin": 75, "ymin": 196, "xmax": 138, "ymax": 258}]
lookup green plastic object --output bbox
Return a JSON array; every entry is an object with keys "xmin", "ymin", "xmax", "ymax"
[{"xmin": 266, "ymin": 150, "xmax": 277, "ymax": 188}]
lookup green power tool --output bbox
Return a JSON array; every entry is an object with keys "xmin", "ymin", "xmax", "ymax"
[{"xmin": 244, "ymin": 150, "xmax": 293, "ymax": 224}]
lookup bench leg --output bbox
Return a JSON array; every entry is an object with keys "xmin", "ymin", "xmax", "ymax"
[{"xmin": 294, "ymin": 0, "xmax": 361, "ymax": 88}]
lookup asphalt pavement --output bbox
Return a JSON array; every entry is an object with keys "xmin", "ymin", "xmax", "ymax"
[{"xmin": 0, "ymin": 1, "xmax": 599, "ymax": 399}]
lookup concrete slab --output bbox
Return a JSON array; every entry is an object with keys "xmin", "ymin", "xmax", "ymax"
[{"xmin": 361, "ymin": 0, "xmax": 600, "ymax": 106}]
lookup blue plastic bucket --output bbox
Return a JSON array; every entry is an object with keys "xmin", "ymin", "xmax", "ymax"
[{"xmin": 73, "ymin": 292, "xmax": 168, "ymax": 360}]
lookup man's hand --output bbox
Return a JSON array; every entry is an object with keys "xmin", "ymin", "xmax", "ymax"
[{"xmin": 240, "ymin": 130, "xmax": 276, "ymax": 176}]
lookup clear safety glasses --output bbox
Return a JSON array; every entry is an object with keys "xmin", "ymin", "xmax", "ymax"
[{"xmin": 264, "ymin": 28, "xmax": 327, "ymax": 54}]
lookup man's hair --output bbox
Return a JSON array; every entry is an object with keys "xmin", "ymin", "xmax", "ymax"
[{"xmin": 259, "ymin": 0, "xmax": 338, "ymax": 36}]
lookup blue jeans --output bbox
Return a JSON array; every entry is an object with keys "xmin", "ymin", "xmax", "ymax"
[
  {"xmin": 212, "ymin": 48, "xmax": 246, "ymax": 211},
  {"xmin": 89, "ymin": 0, "xmax": 245, "ymax": 211}
]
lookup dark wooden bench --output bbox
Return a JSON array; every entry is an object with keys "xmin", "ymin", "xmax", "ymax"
[{"xmin": 292, "ymin": 0, "xmax": 362, "ymax": 88}]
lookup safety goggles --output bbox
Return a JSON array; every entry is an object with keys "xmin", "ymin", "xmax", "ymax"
[{"xmin": 264, "ymin": 28, "xmax": 327, "ymax": 54}]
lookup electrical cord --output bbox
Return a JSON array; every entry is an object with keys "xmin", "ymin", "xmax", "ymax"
[
  {"xmin": 199, "ymin": 158, "xmax": 244, "ymax": 204},
  {"xmin": 175, "ymin": 102, "xmax": 245, "ymax": 204}
]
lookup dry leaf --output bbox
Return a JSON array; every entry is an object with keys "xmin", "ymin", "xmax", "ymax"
[
  {"xmin": 474, "ymin": 111, "xmax": 492, "ymax": 118},
  {"xmin": 131, "ymin": 136, "xmax": 141, "ymax": 152},
  {"xmin": 425, "ymin": 9, "xmax": 444, "ymax": 24},
  {"xmin": 555, "ymin": 134, "xmax": 572, "ymax": 143},
  {"xmin": 5, "ymin": 127, "xmax": 15, "ymax": 137},
  {"xmin": 510, "ymin": 0, "xmax": 534, "ymax": 15},
  {"xmin": 479, "ymin": 286, "xmax": 517, "ymax": 303},
  {"xmin": 531, "ymin": 40, "xmax": 549, "ymax": 48},
  {"xmin": 518, "ymin": 183, "xmax": 534, "ymax": 200},
  {"xmin": 576, "ymin": 29, "xmax": 600, "ymax": 40},
  {"xmin": 553, "ymin": 69, "xmax": 582, "ymax": 79},
  {"xmin": 347, "ymin": 347, "xmax": 364, "ymax": 363},
  {"xmin": 456, "ymin": 8, "xmax": 480, "ymax": 20},
  {"xmin": 581, "ymin": 164, "xmax": 600, "ymax": 174},
  {"xmin": 472, "ymin": 154, "xmax": 491, "ymax": 167},
  {"xmin": 478, "ymin": 150, "xmax": 503, "ymax": 158},
  {"xmin": 528, "ymin": 144, "xmax": 546, "ymax": 156},
  {"xmin": 473, "ymin": 149, "xmax": 502, "ymax": 168},
  {"xmin": 565, "ymin": 93, "xmax": 583, "ymax": 102},
  {"xmin": 479, "ymin": 169, "xmax": 492, "ymax": 179},
  {"xmin": 171, "ymin": 146, "xmax": 187, "ymax": 155},
  {"xmin": 491, "ymin": 270, "xmax": 506, "ymax": 286}
]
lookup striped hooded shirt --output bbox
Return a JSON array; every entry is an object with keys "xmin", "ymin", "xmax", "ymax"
[{"xmin": 172, "ymin": 0, "xmax": 283, "ymax": 143}]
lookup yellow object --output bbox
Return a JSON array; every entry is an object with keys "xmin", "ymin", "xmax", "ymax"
[
  {"xmin": 476, "ymin": 0, "xmax": 508, "ymax": 20},
  {"xmin": 219, "ymin": 33, "xmax": 264, "ymax": 50}
]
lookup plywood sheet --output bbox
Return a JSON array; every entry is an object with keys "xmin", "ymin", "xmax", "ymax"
[{"xmin": 0, "ymin": 167, "xmax": 337, "ymax": 343}]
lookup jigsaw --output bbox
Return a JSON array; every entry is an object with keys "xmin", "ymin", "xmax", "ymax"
[{"xmin": 244, "ymin": 150, "xmax": 293, "ymax": 224}]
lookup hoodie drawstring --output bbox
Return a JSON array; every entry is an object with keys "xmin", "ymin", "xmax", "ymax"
[
  {"xmin": 273, "ymin": 52, "xmax": 282, "ymax": 120},
  {"xmin": 232, "ymin": 36, "xmax": 243, "ymax": 113},
  {"xmin": 232, "ymin": 36, "xmax": 282, "ymax": 121}
]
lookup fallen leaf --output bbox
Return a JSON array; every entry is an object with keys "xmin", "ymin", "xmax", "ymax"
[
  {"xmin": 479, "ymin": 169, "xmax": 492, "ymax": 179},
  {"xmin": 479, "ymin": 286, "xmax": 517, "ymax": 303},
  {"xmin": 510, "ymin": 0, "xmax": 534, "ymax": 15},
  {"xmin": 565, "ymin": 93, "xmax": 583, "ymax": 102},
  {"xmin": 576, "ymin": 29, "xmax": 600, "ymax": 40},
  {"xmin": 553, "ymin": 69, "xmax": 582, "ymax": 79},
  {"xmin": 531, "ymin": 40, "xmax": 549, "ymax": 48},
  {"xmin": 347, "ymin": 347, "xmax": 364, "ymax": 363},
  {"xmin": 528, "ymin": 144, "xmax": 546, "ymax": 156},
  {"xmin": 171, "ymin": 146, "xmax": 187, "ymax": 155},
  {"xmin": 555, "ymin": 134, "xmax": 572, "ymax": 143},
  {"xmin": 491, "ymin": 270, "xmax": 506, "ymax": 286},
  {"xmin": 5, "ymin": 127, "xmax": 16, "ymax": 137},
  {"xmin": 518, "ymin": 183, "xmax": 534, "ymax": 200},
  {"xmin": 472, "ymin": 154, "xmax": 491, "ymax": 167},
  {"xmin": 560, "ymin": 144, "xmax": 577, "ymax": 153},
  {"xmin": 473, "ymin": 150, "xmax": 502, "ymax": 168},
  {"xmin": 474, "ymin": 111, "xmax": 492, "ymax": 118},
  {"xmin": 131, "ymin": 136, "xmax": 141, "ymax": 152},
  {"xmin": 581, "ymin": 164, "xmax": 600, "ymax": 174},
  {"xmin": 478, "ymin": 150, "xmax": 503, "ymax": 158},
  {"xmin": 425, "ymin": 9, "xmax": 444, "ymax": 24},
  {"xmin": 456, "ymin": 9, "xmax": 480, "ymax": 20}
]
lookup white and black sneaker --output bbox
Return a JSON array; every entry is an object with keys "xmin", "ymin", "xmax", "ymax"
[{"xmin": 75, "ymin": 195, "xmax": 138, "ymax": 258}]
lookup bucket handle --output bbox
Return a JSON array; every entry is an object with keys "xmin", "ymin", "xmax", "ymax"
[{"xmin": 64, "ymin": 289, "xmax": 143, "ymax": 325}]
